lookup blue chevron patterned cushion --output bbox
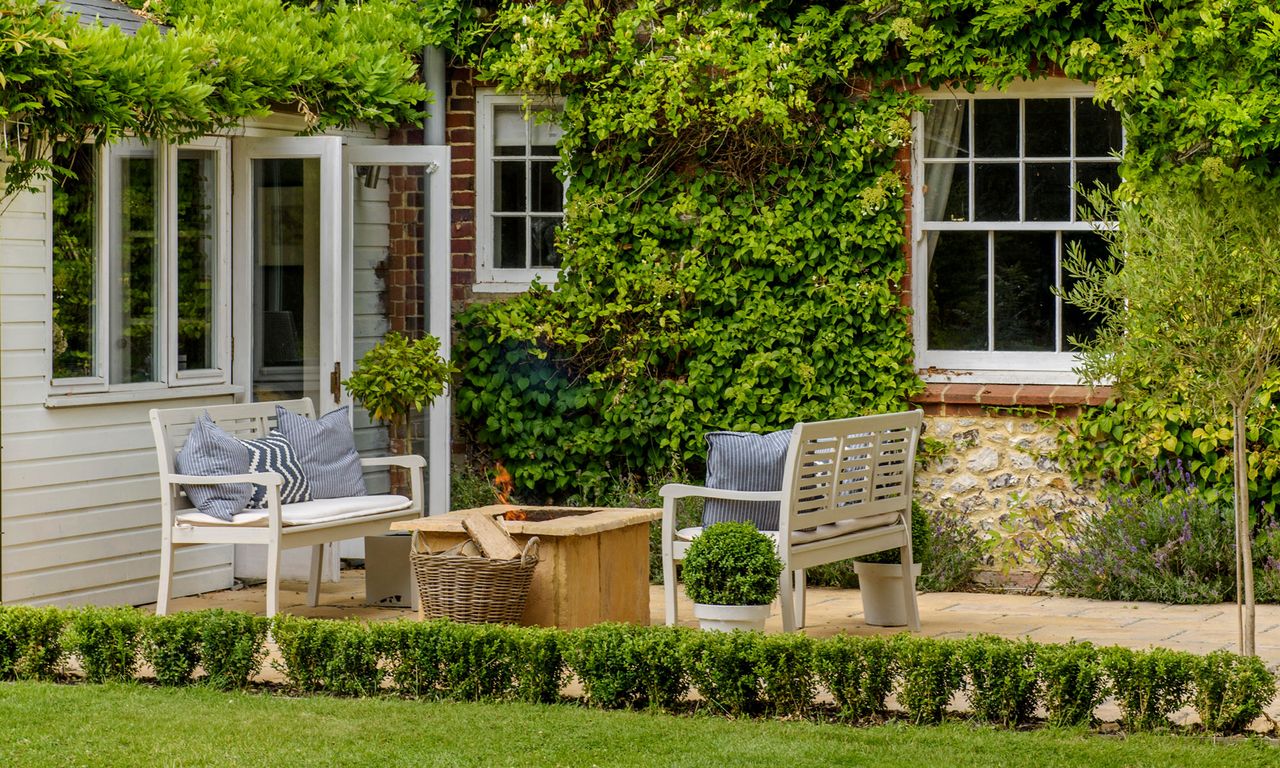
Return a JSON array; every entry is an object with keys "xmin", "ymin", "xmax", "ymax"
[{"xmin": 240, "ymin": 431, "xmax": 312, "ymax": 508}]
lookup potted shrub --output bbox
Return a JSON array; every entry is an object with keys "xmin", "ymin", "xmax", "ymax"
[
  {"xmin": 343, "ymin": 332, "xmax": 455, "ymax": 458},
  {"xmin": 852, "ymin": 501, "xmax": 930, "ymax": 627},
  {"xmin": 682, "ymin": 522, "xmax": 783, "ymax": 632}
]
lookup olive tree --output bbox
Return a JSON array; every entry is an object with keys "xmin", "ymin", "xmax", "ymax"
[{"xmin": 1064, "ymin": 177, "xmax": 1280, "ymax": 656}]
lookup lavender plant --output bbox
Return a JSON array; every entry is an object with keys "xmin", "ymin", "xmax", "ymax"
[
  {"xmin": 917, "ymin": 504, "xmax": 986, "ymax": 593},
  {"xmin": 1051, "ymin": 464, "xmax": 1280, "ymax": 604}
]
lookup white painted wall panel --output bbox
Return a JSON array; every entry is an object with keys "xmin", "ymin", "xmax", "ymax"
[{"xmin": 0, "ymin": 184, "xmax": 234, "ymax": 607}]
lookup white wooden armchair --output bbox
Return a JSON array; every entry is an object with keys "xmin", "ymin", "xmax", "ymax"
[
  {"xmin": 150, "ymin": 398, "xmax": 425, "ymax": 617},
  {"xmin": 661, "ymin": 410, "xmax": 924, "ymax": 632}
]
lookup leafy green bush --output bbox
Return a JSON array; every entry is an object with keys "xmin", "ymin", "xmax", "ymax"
[
  {"xmin": 1192, "ymin": 650, "xmax": 1276, "ymax": 734},
  {"xmin": 960, "ymin": 636, "xmax": 1040, "ymax": 727},
  {"xmin": 323, "ymin": 621, "xmax": 385, "ymax": 697},
  {"xmin": 1049, "ymin": 471, "xmax": 1280, "ymax": 604},
  {"xmin": 752, "ymin": 633, "xmax": 816, "ymax": 716},
  {"xmin": 894, "ymin": 636, "xmax": 964, "ymax": 725},
  {"xmin": 198, "ymin": 610, "xmax": 268, "ymax": 690},
  {"xmin": 510, "ymin": 626, "xmax": 567, "ymax": 705},
  {"xmin": 141, "ymin": 613, "xmax": 202, "ymax": 687},
  {"xmin": 272, "ymin": 616, "xmax": 385, "ymax": 697},
  {"xmin": 67, "ymin": 607, "xmax": 143, "ymax": 684},
  {"xmin": 0, "ymin": 606, "xmax": 68, "ymax": 681},
  {"xmin": 917, "ymin": 504, "xmax": 986, "ymax": 593},
  {"xmin": 681, "ymin": 630, "xmax": 764, "ymax": 717},
  {"xmin": 1060, "ymin": 360, "xmax": 1280, "ymax": 520},
  {"xmin": 378, "ymin": 620, "xmax": 447, "ymax": 697},
  {"xmin": 854, "ymin": 502, "xmax": 930, "ymax": 566},
  {"xmin": 344, "ymin": 332, "xmax": 455, "ymax": 456},
  {"xmin": 1035, "ymin": 641, "xmax": 1109, "ymax": 728},
  {"xmin": 1101, "ymin": 647, "xmax": 1196, "ymax": 731},
  {"xmin": 681, "ymin": 523, "xmax": 782, "ymax": 606},
  {"xmin": 435, "ymin": 623, "xmax": 516, "ymax": 701},
  {"xmin": 0, "ymin": 608, "xmax": 17, "ymax": 680},
  {"xmin": 566, "ymin": 623, "xmax": 689, "ymax": 711},
  {"xmin": 813, "ymin": 634, "xmax": 896, "ymax": 721},
  {"xmin": 271, "ymin": 615, "xmax": 332, "ymax": 693}
]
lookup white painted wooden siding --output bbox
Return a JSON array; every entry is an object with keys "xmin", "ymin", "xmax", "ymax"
[
  {"xmin": 351, "ymin": 177, "xmax": 392, "ymax": 494},
  {"xmin": 0, "ymin": 183, "xmax": 235, "ymax": 607}
]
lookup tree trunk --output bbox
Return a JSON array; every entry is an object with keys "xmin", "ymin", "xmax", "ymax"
[
  {"xmin": 1233, "ymin": 404, "xmax": 1257, "ymax": 657},
  {"xmin": 389, "ymin": 413, "xmax": 410, "ymax": 497}
]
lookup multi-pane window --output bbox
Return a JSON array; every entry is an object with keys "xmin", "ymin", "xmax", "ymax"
[
  {"xmin": 476, "ymin": 92, "xmax": 565, "ymax": 288},
  {"xmin": 915, "ymin": 87, "xmax": 1121, "ymax": 379},
  {"xmin": 51, "ymin": 139, "xmax": 229, "ymax": 391}
]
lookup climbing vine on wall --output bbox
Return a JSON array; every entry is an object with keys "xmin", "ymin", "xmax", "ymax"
[
  {"xmin": 455, "ymin": 1, "xmax": 1280, "ymax": 496},
  {"xmin": 0, "ymin": 0, "xmax": 475, "ymax": 198}
]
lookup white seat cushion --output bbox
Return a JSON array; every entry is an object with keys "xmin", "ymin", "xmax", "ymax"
[
  {"xmin": 176, "ymin": 494, "xmax": 413, "ymax": 527},
  {"xmin": 676, "ymin": 512, "xmax": 901, "ymax": 546},
  {"xmin": 789, "ymin": 512, "xmax": 901, "ymax": 545},
  {"xmin": 677, "ymin": 526, "xmax": 780, "ymax": 543}
]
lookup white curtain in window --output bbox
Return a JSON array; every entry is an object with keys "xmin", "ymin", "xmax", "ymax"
[{"xmin": 922, "ymin": 101, "xmax": 966, "ymax": 263}]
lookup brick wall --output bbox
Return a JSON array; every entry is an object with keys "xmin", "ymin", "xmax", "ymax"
[{"xmin": 446, "ymin": 67, "xmax": 478, "ymax": 306}]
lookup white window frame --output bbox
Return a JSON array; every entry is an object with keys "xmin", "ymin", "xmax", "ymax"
[
  {"xmin": 49, "ymin": 137, "xmax": 232, "ymax": 395},
  {"xmin": 910, "ymin": 79, "xmax": 1121, "ymax": 385},
  {"xmin": 474, "ymin": 90, "xmax": 566, "ymax": 292}
]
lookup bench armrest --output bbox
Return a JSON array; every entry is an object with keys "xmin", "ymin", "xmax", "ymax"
[
  {"xmin": 658, "ymin": 483, "xmax": 782, "ymax": 502},
  {"xmin": 167, "ymin": 472, "xmax": 283, "ymax": 487},
  {"xmin": 360, "ymin": 455, "xmax": 427, "ymax": 470}
]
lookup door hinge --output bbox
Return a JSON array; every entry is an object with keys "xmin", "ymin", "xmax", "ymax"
[{"xmin": 330, "ymin": 362, "xmax": 342, "ymax": 404}]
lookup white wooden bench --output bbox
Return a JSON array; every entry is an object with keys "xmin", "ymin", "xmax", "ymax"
[
  {"xmin": 150, "ymin": 398, "xmax": 425, "ymax": 617},
  {"xmin": 661, "ymin": 410, "xmax": 924, "ymax": 632}
]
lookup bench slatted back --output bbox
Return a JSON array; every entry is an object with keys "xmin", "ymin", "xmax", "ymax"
[
  {"xmin": 150, "ymin": 399, "xmax": 316, "ymax": 511},
  {"xmin": 780, "ymin": 410, "xmax": 922, "ymax": 534}
]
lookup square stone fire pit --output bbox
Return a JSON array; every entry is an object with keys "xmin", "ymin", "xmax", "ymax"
[{"xmin": 390, "ymin": 505, "xmax": 661, "ymax": 629}]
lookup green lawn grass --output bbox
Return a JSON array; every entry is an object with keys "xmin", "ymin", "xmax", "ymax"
[{"xmin": 0, "ymin": 682, "xmax": 1275, "ymax": 767}]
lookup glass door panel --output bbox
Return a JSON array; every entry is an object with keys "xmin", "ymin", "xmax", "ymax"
[
  {"xmin": 233, "ymin": 136, "xmax": 342, "ymax": 412},
  {"xmin": 251, "ymin": 157, "xmax": 322, "ymax": 404}
]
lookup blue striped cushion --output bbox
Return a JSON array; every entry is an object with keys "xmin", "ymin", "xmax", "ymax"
[
  {"xmin": 240, "ymin": 431, "xmax": 312, "ymax": 508},
  {"xmin": 174, "ymin": 413, "xmax": 253, "ymax": 522},
  {"xmin": 702, "ymin": 429, "xmax": 791, "ymax": 531},
  {"xmin": 274, "ymin": 406, "xmax": 367, "ymax": 499}
]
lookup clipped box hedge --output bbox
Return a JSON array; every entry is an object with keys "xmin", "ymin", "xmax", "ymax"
[{"xmin": 0, "ymin": 606, "xmax": 1274, "ymax": 735}]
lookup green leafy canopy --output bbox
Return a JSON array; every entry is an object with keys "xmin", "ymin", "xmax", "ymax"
[{"xmin": 344, "ymin": 332, "xmax": 455, "ymax": 424}]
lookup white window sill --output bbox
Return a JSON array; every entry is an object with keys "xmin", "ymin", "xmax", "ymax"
[
  {"xmin": 919, "ymin": 368, "xmax": 1082, "ymax": 386},
  {"xmin": 45, "ymin": 384, "xmax": 244, "ymax": 409},
  {"xmin": 472, "ymin": 281, "xmax": 556, "ymax": 294}
]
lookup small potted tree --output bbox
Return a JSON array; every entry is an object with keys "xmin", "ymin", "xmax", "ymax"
[
  {"xmin": 682, "ymin": 522, "xmax": 783, "ymax": 632},
  {"xmin": 852, "ymin": 501, "xmax": 930, "ymax": 626},
  {"xmin": 343, "ymin": 332, "xmax": 455, "ymax": 481}
]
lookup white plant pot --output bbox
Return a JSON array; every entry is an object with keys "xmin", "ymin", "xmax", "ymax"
[
  {"xmin": 692, "ymin": 602, "xmax": 771, "ymax": 632},
  {"xmin": 853, "ymin": 561, "xmax": 922, "ymax": 627}
]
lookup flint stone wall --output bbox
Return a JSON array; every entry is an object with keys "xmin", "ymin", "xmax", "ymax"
[{"xmin": 916, "ymin": 413, "xmax": 1100, "ymax": 526}]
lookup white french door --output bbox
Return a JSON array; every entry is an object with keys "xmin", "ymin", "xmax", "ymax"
[{"xmin": 232, "ymin": 136, "xmax": 345, "ymax": 410}]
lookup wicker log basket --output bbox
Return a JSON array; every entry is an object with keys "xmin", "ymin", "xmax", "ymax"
[{"xmin": 411, "ymin": 536, "xmax": 540, "ymax": 624}]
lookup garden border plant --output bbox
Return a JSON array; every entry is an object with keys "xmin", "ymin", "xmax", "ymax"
[{"xmin": 1, "ymin": 606, "xmax": 1275, "ymax": 736}]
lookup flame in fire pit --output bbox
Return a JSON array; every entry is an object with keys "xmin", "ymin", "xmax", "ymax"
[{"xmin": 493, "ymin": 463, "xmax": 525, "ymax": 520}]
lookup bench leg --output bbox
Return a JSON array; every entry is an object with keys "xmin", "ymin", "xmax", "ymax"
[
  {"xmin": 794, "ymin": 569, "xmax": 807, "ymax": 629},
  {"xmin": 156, "ymin": 534, "xmax": 174, "ymax": 616},
  {"xmin": 306, "ymin": 544, "xmax": 324, "ymax": 608},
  {"xmin": 265, "ymin": 540, "xmax": 282, "ymax": 619},
  {"xmin": 779, "ymin": 569, "xmax": 797, "ymax": 633},
  {"xmin": 663, "ymin": 553, "xmax": 678, "ymax": 626},
  {"xmin": 901, "ymin": 547, "xmax": 921, "ymax": 632}
]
